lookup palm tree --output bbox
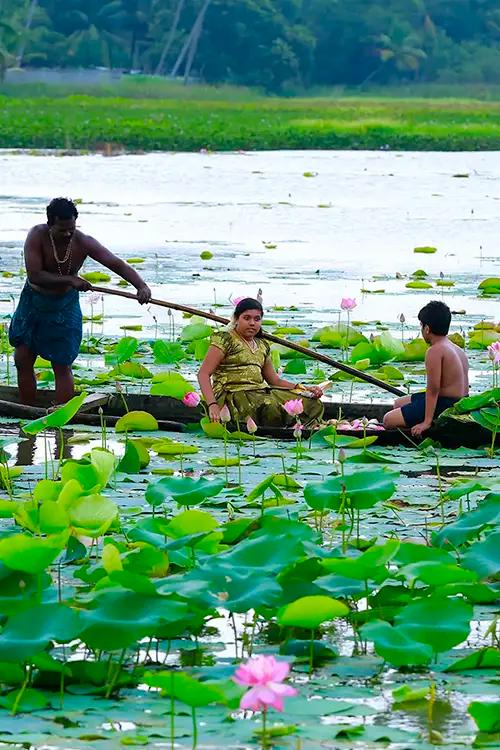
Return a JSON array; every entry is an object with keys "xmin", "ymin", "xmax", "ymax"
[{"xmin": 154, "ymin": 0, "xmax": 186, "ymax": 76}]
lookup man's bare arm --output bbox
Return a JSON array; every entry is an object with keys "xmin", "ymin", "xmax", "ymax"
[
  {"xmin": 85, "ymin": 236, "xmax": 151, "ymax": 304},
  {"xmin": 24, "ymin": 228, "xmax": 91, "ymax": 290}
]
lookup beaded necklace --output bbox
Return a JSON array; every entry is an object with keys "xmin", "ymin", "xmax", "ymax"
[{"xmin": 49, "ymin": 230, "xmax": 74, "ymax": 275}]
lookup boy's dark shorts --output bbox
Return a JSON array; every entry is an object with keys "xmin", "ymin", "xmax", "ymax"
[{"xmin": 401, "ymin": 391, "xmax": 459, "ymax": 428}]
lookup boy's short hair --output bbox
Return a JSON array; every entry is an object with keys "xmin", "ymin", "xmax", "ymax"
[{"xmin": 418, "ymin": 301, "xmax": 451, "ymax": 336}]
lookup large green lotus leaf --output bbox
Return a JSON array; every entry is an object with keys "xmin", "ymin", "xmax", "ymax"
[
  {"xmin": 304, "ymin": 469, "xmax": 398, "ymax": 511},
  {"xmin": 321, "ymin": 540, "xmax": 400, "ymax": 582},
  {"xmin": 167, "ymin": 509, "xmax": 218, "ymax": 537},
  {"xmin": 284, "ymin": 358, "xmax": 307, "ymax": 374},
  {"xmin": 61, "ymin": 448, "xmax": 115, "ymax": 492},
  {"xmin": 0, "ymin": 687, "xmax": 48, "ymax": 712},
  {"xmin": 89, "ymin": 448, "xmax": 116, "ymax": 487},
  {"xmin": 462, "ymin": 530, "xmax": 500, "ymax": 579},
  {"xmin": 82, "ymin": 270, "xmax": 110, "ymax": 282},
  {"xmin": 376, "ymin": 332, "xmax": 405, "ymax": 359},
  {"xmin": 401, "ymin": 560, "xmax": 478, "ymax": 586},
  {"xmin": 469, "ymin": 330, "xmax": 500, "ymax": 349},
  {"xmin": 0, "ymin": 603, "xmax": 81, "ymax": 662},
  {"xmin": 193, "ymin": 337, "xmax": 210, "ymax": 360},
  {"xmin": 145, "ymin": 476, "xmax": 224, "ymax": 507},
  {"xmin": 58, "ymin": 478, "xmax": 87, "ymax": 507},
  {"xmin": 33, "ymin": 479, "xmax": 63, "ymax": 504},
  {"xmin": 38, "ymin": 502, "xmax": 69, "ymax": 534},
  {"xmin": 446, "ymin": 647, "xmax": 500, "ymax": 672},
  {"xmin": 115, "ymin": 410, "xmax": 159, "ymax": 432},
  {"xmin": 154, "ymin": 440, "xmax": 199, "ymax": 456},
  {"xmin": 317, "ymin": 325, "xmax": 367, "ymax": 348},
  {"xmin": 278, "ymin": 595, "xmax": 349, "ymax": 629},
  {"xmin": 468, "ymin": 701, "xmax": 500, "ymax": 733},
  {"xmin": 360, "ymin": 619, "xmax": 433, "ymax": 667},
  {"xmin": 153, "ymin": 340, "xmax": 186, "ymax": 364},
  {"xmin": 150, "ymin": 371, "xmax": 192, "ymax": 398},
  {"xmin": 180, "ymin": 320, "xmax": 213, "ymax": 341},
  {"xmin": 478, "ymin": 277, "xmax": 500, "ymax": 291},
  {"xmin": 117, "ymin": 440, "xmax": 141, "ymax": 473},
  {"xmin": 80, "ymin": 591, "xmax": 190, "ymax": 650},
  {"xmin": 111, "ymin": 361, "xmax": 152, "ymax": 379},
  {"xmin": 67, "ymin": 494, "xmax": 118, "ymax": 538},
  {"xmin": 351, "ymin": 341, "xmax": 380, "ymax": 365},
  {"xmin": 406, "ymin": 280, "xmax": 433, "ymax": 289},
  {"xmin": 395, "ymin": 337, "xmax": 428, "ymax": 362},
  {"xmin": 454, "ymin": 388, "xmax": 500, "ymax": 414},
  {"xmin": 209, "ymin": 532, "xmax": 305, "ymax": 577},
  {"xmin": 394, "ymin": 542, "xmax": 455, "ymax": 566},
  {"xmin": 395, "ymin": 595, "xmax": 472, "ymax": 652},
  {"xmin": 200, "ymin": 417, "xmax": 229, "ymax": 439},
  {"xmin": 0, "ymin": 531, "xmax": 68, "ymax": 574},
  {"xmin": 432, "ymin": 493, "xmax": 500, "ymax": 548},
  {"xmin": 104, "ymin": 336, "xmax": 138, "ymax": 365},
  {"xmin": 144, "ymin": 671, "xmax": 225, "ymax": 707},
  {"xmin": 61, "ymin": 460, "xmax": 100, "ymax": 492},
  {"xmin": 445, "ymin": 477, "xmax": 500, "ymax": 501},
  {"xmin": 470, "ymin": 406, "xmax": 500, "ymax": 432},
  {"xmin": 324, "ymin": 435, "xmax": 378, "ymax": 449},
  {"xmin": 22, "ymin": 392, "xmax": 87, "ymax": 435}
]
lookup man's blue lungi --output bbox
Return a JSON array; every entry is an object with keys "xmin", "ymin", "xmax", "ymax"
[{"xmin": 9, "ymin": 283, "xmax": 82, "ymax": 365}]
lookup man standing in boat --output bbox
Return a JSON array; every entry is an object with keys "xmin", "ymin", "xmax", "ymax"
[{"xmin": 9, "ymin": 197, "xmax": 151, "ymax": 406}]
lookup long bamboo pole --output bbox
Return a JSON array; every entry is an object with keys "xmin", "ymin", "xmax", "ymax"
[{"xmin": 92, "ymin": 286, "xmax": 405, "ymax": 397}]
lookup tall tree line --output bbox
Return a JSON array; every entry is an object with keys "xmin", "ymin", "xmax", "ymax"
[{"xmin": 1, "ymin": 0, "xmax": 499, "ymax": 90}]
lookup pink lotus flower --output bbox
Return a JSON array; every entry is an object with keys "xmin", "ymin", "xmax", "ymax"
[
  {"xmin": 340, "ymin": 297, "xmax": 357, "ymax": 311},
  {"xmin": 487, "ymin": 341, "xmax": 500, "ymax": 365},
  {"xmin": 220, "ymin": 404, "xmax": 231, "ymax": 423},
  {"xmin": 233, "ymin": 655, "xmax": 297, "ymax": 712},
  {"xmin": 246, "ymin": 416, "xmax": 258, "ymax": 434},
  {"xmin": 182, "ymin": 391, "xmax": 201, "ymax": 408},
  {"xmin": 232, "ymin": 296, "xmax": 245, "ymax": 307},
  {"xmin": 283, "ymin": 398, "xmax": 304, "ymax": 417}
]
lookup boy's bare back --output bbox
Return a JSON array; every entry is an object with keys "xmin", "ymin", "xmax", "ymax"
[{"xmin": 428, "ymin": 339, "xmax": 469, "ymax": 398}]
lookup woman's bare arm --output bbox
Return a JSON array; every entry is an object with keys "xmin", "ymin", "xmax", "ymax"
[{"xmin": 197, "ymin": 345, "xmax": 225, "ymax": 420}]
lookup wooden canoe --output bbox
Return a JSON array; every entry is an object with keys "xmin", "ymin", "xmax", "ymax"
[{"xmin": 0, "ymin": 386, "xmax": 489, "ymax": 448}]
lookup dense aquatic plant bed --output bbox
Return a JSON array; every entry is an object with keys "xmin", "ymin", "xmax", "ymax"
[
  {"xmin": 0, "ymin": 387, "xmax": 498, "ymax": 749},
  {"xmin": 2, "ymin": 96, "xmax": 500, "ymax": 151}
]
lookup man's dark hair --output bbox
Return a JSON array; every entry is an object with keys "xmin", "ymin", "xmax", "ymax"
[
  {"xmin": 418, "ymin": 300, "xmax": 451, "ymax": 336},
  {"xmin": 46, "ymin": 197, "xmax": 78, "ymax": 226}
]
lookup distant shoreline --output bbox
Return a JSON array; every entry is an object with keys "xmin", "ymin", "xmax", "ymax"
[{"xmin": 1, "ymin": 94, "xmax": 499, "ymax": 152}]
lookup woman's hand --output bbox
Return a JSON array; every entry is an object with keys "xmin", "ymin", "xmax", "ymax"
[
  {"xmin": 308, "ymin": 385, "xmax": 324, "ymax": 399},
  {"xmin": 209, "ymin": 404, "xmax": 221, "ymax": 422}
]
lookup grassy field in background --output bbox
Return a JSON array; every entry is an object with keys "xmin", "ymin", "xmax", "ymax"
[{"xmin": 1, "ymin": 84, "xmax": 500, "ymax": 151}]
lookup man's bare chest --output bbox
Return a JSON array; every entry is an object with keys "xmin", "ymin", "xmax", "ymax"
[{"xmin": 40, "ymin": 237, "xmax": 87, "ymax": 274}]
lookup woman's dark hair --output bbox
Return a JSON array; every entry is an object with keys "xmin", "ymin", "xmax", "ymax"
[
  {"xmin": 233, "ymin": 298, "xmax": 264, "ymax": 337},
  {"xmin": 418, "ymin": 300, "xmax": 451, "ymax": 336},
  {"xmin": 46, "ymin": 197, "xmax": 78, "ymax": 226}
]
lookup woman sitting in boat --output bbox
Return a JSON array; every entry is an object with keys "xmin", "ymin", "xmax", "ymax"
[{"xmin": 197, "ymin": 297, "xmax": 324, "ymax": 428}]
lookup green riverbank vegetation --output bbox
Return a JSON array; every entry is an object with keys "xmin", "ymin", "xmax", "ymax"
[{"xmin": 2, "ymin": 94, "xmax": 500, "ymax": 152}]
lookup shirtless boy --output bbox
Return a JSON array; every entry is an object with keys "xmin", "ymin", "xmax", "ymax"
[
  {"xmin": 383, "ymin": 301, "xmax": 469, "ymax": 437},
  {"xmin": 9, "ymin": 197, "xmax": 152, "ymax": 405}
]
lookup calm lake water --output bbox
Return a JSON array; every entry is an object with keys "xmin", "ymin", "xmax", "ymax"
[{"xmin": 0, "ymin": 149, "xmax": 498, "ymax": 332}]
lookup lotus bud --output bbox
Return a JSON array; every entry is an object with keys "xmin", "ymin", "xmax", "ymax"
[
  {"xmin": 246, "ymin": 415, "xmax": 258, "ymax": 434},
  {"xmin": 182, "ymin": 391, "xmax": 201, "ymax": 408},
  {"xmin": 399, "ymin": 313, "xmax": 405, "ymax": 324},
  {"xmin": 293, "ymin": 421, "xmax": 303, "ymax": 439},
  {"xmin": 220, "ymin": 404, "xmax": 231, "ymax": 423},
  {"xmin": 338, "ymin": 448, "xmax": 346, "ymax": 463}
]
